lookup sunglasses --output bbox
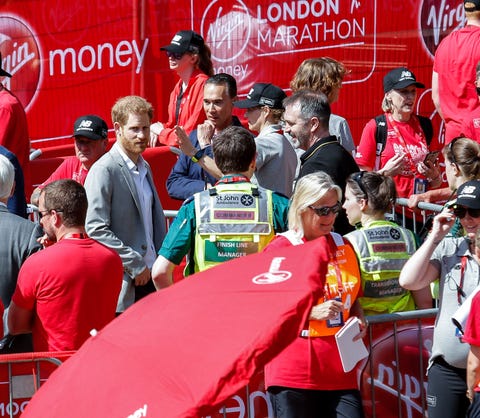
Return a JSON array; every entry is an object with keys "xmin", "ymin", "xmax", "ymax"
[
  {"xmin": 452, "ymin": 205, "xmax": 480, "ymax": 219},
  {"xmin": 308, "ymin": 202, "xmax": 342, "ymax": 217},
  {"xmin": 38, "ymin": 209, "xmax": 63, "ymax": 219},
  {"xmin": 166, "ymin": 51, "xmax": 185, "ymax": 60}
]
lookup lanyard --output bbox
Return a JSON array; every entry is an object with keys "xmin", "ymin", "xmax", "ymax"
[
  {"xmin": 387, "ymin": 113, "xmax": 426, "ymax": 174},
  {"xmin": 457, "ymin": 255, "xmax": 468, "ymax": 305},
  {"xmin": 325, "ymin": 234, "xmax": 344, "ymax": 299},
  {"xmin": 215, "ymin": 174, "xmax": 251, "ymax": 185}
]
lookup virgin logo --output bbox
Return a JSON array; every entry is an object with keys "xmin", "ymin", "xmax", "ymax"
[
  {"xmin": 0, "ymin": 16, "xmax": 41, "ymax": 110},
  {"xmin": 420, "ymin": 0, "xmax": 465, "ymax": 58},
  {"xmin": 252, "ymin": 257, "xmax": 292, "ymax": 285},
  {"xmin": 201, "ymin": 0, "xmax": 251, "ymax": 63}
]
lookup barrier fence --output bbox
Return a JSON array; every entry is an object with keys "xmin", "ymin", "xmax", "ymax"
[{"xmin": 11, "ymin": 199, "xmax": 442, "ymax": 417}]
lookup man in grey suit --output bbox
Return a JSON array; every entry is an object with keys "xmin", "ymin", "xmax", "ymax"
[
  {"xmin": 85, "ymin": 96, "xmax": 166, "ymax": 313},
  {"xmin": 0, "ymin": 154, "xmax": 42, "ymax": 322}
]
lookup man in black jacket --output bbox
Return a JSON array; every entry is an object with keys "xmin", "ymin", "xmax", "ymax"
[{"xmin": 283, "ymin": 89, "xmax": 359, "ymax": 234}]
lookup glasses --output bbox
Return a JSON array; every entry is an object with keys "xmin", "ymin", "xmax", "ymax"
[
  {"xmin": 452, "ymin": 205, "xmax": 480, "ymax": 219},
  {"xmin": 351, "ymin": 171, "xmax": 368, "ymax": 198},
  {"xmin": 38, "ymin": 209, "xmax": 63, "ymax": 219},
  {"xmin": 166, "ymin": 51, "xmax": 185, "ymax": 60},
  {"xmin": 308, "ymin": 202, "xmax": 342, "ymax": 217}
]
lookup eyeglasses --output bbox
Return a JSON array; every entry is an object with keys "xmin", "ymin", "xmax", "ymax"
[
  {"xmin": 308, "ymin": 202, "xmax": 342, "ymax": 217},
  {"xmin": 351, "ymin": 171, "xmax": 368, "ymax": 198},
  {"xmin": 452, "ymin": 205, "xmax": 480, "ymax": 219},
  {"xmin": 166, "ymin": 51, "xmax": 185, "ymax": 60},
  {"xmin": 38, "ymin": 209, "xmax": 63, "ymax": 219}
]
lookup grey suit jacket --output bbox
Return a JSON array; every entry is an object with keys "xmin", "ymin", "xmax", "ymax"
[
  {"xmin": 0, "ymin": 205, "xmax": 42, "ymax": 307},
  {"xmin": 84, "ymin": 145, "xmax": 166, "ymax": 311}
]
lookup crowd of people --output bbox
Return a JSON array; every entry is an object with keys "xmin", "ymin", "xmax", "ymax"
[{"xmin": 3, "ymin": 1, "xmax": 480, "ymax": 416}]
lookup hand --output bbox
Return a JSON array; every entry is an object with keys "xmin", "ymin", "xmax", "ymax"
[
  {"xmin": 430, "ymin": 211, "xmax": 456, "ymax": 242},
  {"xmin": 197, "ymin": 120, "xmax": 215, "ymax": 148},
  {"xmin": 310, "ymin": 299, "xmax": 344, "ymax": 321},
  {"xmin": 149, "ymin": 122, "xmax": 164, "ymax": 147},
  {"xmin": 175, "ymin": 126, "xmax": 196, "ymax": 157},
  {"xmin": 381, "ymin": 152, "xmax": 405, "ymax": 177},
  {"xmin": 134, "ymin": 267, "xmax": 151, "ymax": 286},
  {"xmin": 407, "ymin": 193, "xmax": 428, "ymax": 209},
  {"xmin": 37, "ymin": 233, "xmax": 55, "ymax": 248},
  {"xmin": 353, "ymin": 317, "xmax": 368, "ymax": 341}
]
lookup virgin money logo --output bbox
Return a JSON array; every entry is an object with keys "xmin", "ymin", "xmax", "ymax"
[
  {"xmin": 0, "ymin": 16, "xmax": 41, "ymax": 110},
  {"xmin": 201, "ymin": 0, "xmax": 251, "ymax": 63},
  {"xmin": 419, "ymin": 0, "xmax": 465, "ymax": 58}
]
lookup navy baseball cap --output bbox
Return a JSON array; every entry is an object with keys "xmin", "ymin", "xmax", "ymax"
[
  {"xmin": 234, "ymin": 83, "xmax": 287, "ymax": 109},
  {"xmin": 0, "ymin": 53, "xmax": 12, "ymax": 78},
  {"xmin": 383, "ymin": 67, "xmax": 425, "ymax": 93},
  {"xmin": 73, "ymin": 115, "xmax": 108, "ymax": 140},
  {"xmin": 161, "ymin": 30, "xmax": 205, "ymax": 54}
]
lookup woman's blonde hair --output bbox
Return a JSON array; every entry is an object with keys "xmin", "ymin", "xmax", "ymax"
[{"xmin": 288, "ymin": 171, "xmax": 342, "ymax": 238}]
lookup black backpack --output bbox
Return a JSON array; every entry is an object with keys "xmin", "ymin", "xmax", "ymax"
[{"xmin": 374, "ymin": 114, "xmax": 433, "ymax": 158}]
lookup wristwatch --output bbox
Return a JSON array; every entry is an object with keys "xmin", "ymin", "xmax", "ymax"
[{"xmin": 191, "ymin": 148, "xmax": 205, "ymax": 163}]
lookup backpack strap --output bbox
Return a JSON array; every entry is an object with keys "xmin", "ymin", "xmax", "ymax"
[
  {"xmin": 374, "ymin": 114, "xmax": 433, "ymax": 170},
  {"xmin": 374, "ymin": 114, "xmax": 387, "ymax": 170}
]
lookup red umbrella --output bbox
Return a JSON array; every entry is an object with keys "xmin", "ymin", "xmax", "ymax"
[{"xmin": 22, "ymin": 237, "xmax": 329, "ymax": 418}]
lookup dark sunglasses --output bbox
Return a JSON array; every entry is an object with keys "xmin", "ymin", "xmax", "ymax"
[
  {"xmin": 351, "ymin": 171, "xmax": 368, "ymax": 198},
  {"xmin": 166, "ymin": 51, "xmax": 185, "ymax": 60},
  {"xmin": 309, "ymin": 202, "xmax": 342, "ymax": 217},
  {"xmin": 452, "ymin": 205, "xmax": 480, "ymax": 219},
  {"xmin": 38, "ymin": 209, "xmax": 63, "ymax": 219}
]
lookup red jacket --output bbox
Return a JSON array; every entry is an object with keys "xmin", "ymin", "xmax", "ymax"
[{"xmin": 158, "ymin": 69, "xmax": 208, "ymax": 146}]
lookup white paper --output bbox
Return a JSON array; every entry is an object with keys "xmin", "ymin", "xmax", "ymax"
[{"xmin": 335, "ymin": 316, "xmax": 369, "ymax": 373}]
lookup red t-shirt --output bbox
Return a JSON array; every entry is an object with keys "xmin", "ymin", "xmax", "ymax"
[
  {"xmin": 433, "ymin": 25, "xmax": 480, "ymax": 143},
  {"xmin": 462, "ymin": 109, "xmax": 480, "ymax": 144},
  {"xmin": 263, "ymin": 233, "xmax": 361, "ymax": 391},
  {"xmin": 158, "ymin": 70, "xmax": 209, "ymax": 146},
  {"xmin": 12, "ymin": 238, "xmax": 123, "ymax": 351},
  {"xmin": 39, "ymin": 156, "xmax": 88, "ymax": 188},
  {"xmin": 356, "ymin": 115, "xmax": 430, "ymax": 198},
  {"xmin": 0, "ymin": 87, "xmax": 30, "ymax": 189}
]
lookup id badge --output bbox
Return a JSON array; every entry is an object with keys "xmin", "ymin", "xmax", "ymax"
[
  {"xmin": 326, "ymin": 297, "xmax": 344, "ymax": 328},
  {"xmin": 414, "ymin": 177, "xmax": 428, "ymax": 194}
]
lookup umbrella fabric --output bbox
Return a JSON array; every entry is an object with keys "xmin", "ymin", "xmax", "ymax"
[{"xmin": 23, "ymin": 236, "xmax": 329, "ymax": 418}]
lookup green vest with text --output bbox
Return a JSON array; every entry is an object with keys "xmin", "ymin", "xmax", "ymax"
[
  {"xmin": 193, "ymin": 182, "xmax": 275, "ymax": 272},
  {"xmin": 345, "ymin": 220, "xmax": 417, "ymax": 315}
]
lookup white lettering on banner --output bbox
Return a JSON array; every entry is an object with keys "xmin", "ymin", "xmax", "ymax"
[
  {"xmin": 0, "ymin": 400, "xmax": 29, "ymax": 416},
  {"xmin": 127, "ymin": 403, "xmax": 148, "ymax": 418},
  {"xmin": 257, "ymin": 19, "xmax": 365, "ymax": 49},
  {"xmin": 369, "ymin": 361, "xmax": 426, "ymax": 418},
  {"xmin": 201, "ymin": 0, "xmax": 375, "ymax": 84},
  {"xmin": 201, "ymin": 391, "xmax": 273, "ymax": 418},
  {"xmin": 1, "ymin": 41, "xmax": 35, "ymax": 80},
  {"xmin": 425, "ymin": 0, "xmax": 464, "ymax": 47},
  {"xmin": 257, "ymin": 0, "xmax": 339, "ymax": 23},
  {"xmin": 49, "ymin": 38, "xmax": 149, "ymax": 76}
]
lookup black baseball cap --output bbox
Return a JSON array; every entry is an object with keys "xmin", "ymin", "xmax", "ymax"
[
  {"xmin": 0, "ymin": 53, "xmax": 12, "ymax": 78},
  {"xmin": 383, "ymin": 67, "xmax": 425, "ymax": 93},
  {"xmin": 160, "ymin": 30, "xmax": 205, "ymax": 54},
  {"xmin": 234, "ymin": 83, "xmax": 287, "ymax": 109},
  {"xmin": 73, "ymin": 115, "xmax": 108, "ymax": 140},
  {"xmin": 464, "ymin": 0, "xmax": 480, "ymax": 12},
  {"xmin": 455, "ymin": 180, "xmax": 480, "ymax": 209}
]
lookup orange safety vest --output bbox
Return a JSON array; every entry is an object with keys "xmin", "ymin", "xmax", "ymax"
[{"xmin": 308, "ymin": 233, "xmax": 361, "ymax": 337}]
